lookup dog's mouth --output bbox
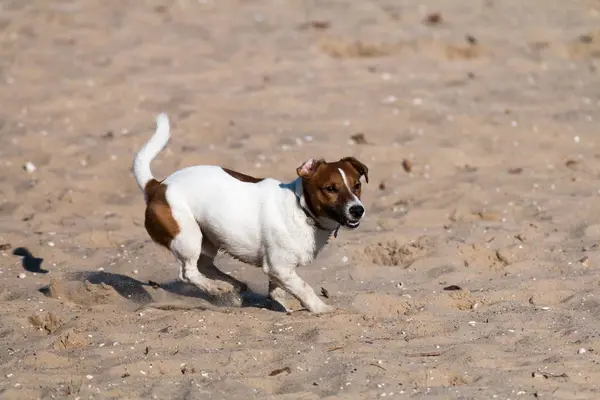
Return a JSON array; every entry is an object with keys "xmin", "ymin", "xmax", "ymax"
[
  {"xmin": 323, "ymin": 206, "xmax": 362, "ymax": 230},
  {"xmin": 344, "ymin": 219, "xmax": 360, "ymax": 229}
]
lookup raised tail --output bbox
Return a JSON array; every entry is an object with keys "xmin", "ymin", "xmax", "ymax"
[{"xmin": 132, "ymin": 113, "xmax": 170, "ymax": 192}]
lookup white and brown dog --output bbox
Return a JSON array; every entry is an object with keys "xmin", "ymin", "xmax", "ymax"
[{"xmin": 132, "ymin": 114, "xmax": 368, "ymax": 313}]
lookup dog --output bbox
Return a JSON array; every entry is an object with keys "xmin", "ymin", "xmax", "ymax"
[{"xmin": 132, "ymin": 114, "xmax": 368, "ymax": 313}]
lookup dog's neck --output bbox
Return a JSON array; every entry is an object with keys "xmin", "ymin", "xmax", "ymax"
[{"xmin": 293, "ymin": 178, "xmax": 340, "ymax": 237}]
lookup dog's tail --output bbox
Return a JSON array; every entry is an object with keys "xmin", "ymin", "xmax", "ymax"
[{"xmin": 132, "ymin": 113, "xmax": 170, "ymax": 192}]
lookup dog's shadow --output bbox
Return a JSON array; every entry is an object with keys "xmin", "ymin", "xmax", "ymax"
[
  {"xmin": 14, "ymin": 247, "xmax": 48, "ymax": 274},
  {"xmin": 69, "ymin": 271, "xmax": 275, "ymax": 310}
]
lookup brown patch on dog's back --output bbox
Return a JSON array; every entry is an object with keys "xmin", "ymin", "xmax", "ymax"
[
  {"xmin": 144, "ymin": 179, "xmax": 180, "ymax": 248},
  {"xmin": 222, "ymin": 168, "xmax": 264, "ymax": 183}
]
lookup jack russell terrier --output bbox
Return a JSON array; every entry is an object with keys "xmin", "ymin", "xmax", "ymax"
[{"xmin": 132, "ymin": 114, "xmax": 368, "ymax": 314}]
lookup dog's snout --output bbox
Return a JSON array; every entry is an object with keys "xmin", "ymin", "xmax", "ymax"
[{"xmin": 349, "ymin": 205, "xmax": 364, "ymax": 219}]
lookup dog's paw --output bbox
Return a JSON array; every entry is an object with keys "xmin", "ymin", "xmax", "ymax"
[
  {"xmin": 208, "ymin": 280, "xmax": 237, "ymax": 296},
  {"xmin": 212, "ymin": 291, "xmax": 243, "ymax": 307},
  {"xmin": 233, "ymin": 281, "xmax": 249, "ymax": 294}
]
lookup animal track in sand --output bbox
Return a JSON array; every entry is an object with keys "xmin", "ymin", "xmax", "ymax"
[
  {"xmin": 457, "ymin": 243, "xmax": 531, "ymax": 270},
  {"xmin": 28, "ymin": 312, "xmax": 64, "ymax": 334},
  {"xmin": 364, "ymin": 237, "xmax": 432, "ymax": 267}
]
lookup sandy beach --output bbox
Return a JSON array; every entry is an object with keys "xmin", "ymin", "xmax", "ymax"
[{"xmin": 1, "ymin": 0, "xmax": 600, "ymax": 398}]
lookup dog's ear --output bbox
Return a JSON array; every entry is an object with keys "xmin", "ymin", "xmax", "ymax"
[
  {"xmin": 297, "ymin": 158, "xmax": 325, "ymax": 179},
  {"xmin": 341, "ymin": 157, "xmax": 369, "ymax": 183}
]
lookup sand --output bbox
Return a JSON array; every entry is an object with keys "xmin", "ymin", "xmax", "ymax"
[{"xmin": 1, "ymin": 0, "xmax": 600, "ymax": 398}]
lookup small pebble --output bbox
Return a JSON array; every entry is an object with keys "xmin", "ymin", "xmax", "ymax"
[
  {"xmin": 48, "ymin": 241, "xmax": 55, "ymax": 247},
  {"xmin": 18, "ymin": 273, "xmax": 26, "ymax": 279},
  {"xmin": 24, "ymin": 162, "xmax": 36, "ymax": 173},
  {"xmin": 86, "ymin": 375, "xmax": 94, "ymax": 380},
  {"xmin": 578, "ymin": 348, "xmax": 587, "ymax": 354},
  {"xmin": 133, "ymin": 269, "xmax": 139, "ymax": 274}
]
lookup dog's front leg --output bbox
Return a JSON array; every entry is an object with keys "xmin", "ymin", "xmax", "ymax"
[{"xmin": 269, "ymin": 268, "xmax": 335, "ymax": 314}]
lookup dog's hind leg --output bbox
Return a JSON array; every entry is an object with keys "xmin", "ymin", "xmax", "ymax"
[
  {"xmin": 196, "ymin": 242, "xmax": 248, "ymax": 294},
  {"xmin": 170, "ymin": 214, "xmax": 232, "ymax": 297}
]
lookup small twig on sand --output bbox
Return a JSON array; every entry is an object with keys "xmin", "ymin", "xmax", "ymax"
[
  {"xmin": 269, "ymin": 367, "xmax": 291, "ymax": 376},
  {"xmin": 369, "ymin": 363, "xmax": 387, "ymax": 371}
]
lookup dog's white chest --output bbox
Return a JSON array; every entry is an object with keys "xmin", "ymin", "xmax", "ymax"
[{"xmin": 278, "ymin": 214, "xmax": 332, "ymax": 267}]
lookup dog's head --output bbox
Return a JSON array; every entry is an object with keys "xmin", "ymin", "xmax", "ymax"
[{"xmin": 297, "ymin": 157, "xmax": 369, "ymax": 229}]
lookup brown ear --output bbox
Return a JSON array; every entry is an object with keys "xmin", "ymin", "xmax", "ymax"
[
  {"xmin": 297, "ymin": 158, "xmax": 325, "ymax": 179},
  {"xmin": 341, "ymin": 157, "xmax": 369, "ymax": 183}
]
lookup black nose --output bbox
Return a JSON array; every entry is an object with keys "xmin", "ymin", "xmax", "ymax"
[{"xmin": 349, "ymin": 205, "xmax": 364, "ymax": 219}]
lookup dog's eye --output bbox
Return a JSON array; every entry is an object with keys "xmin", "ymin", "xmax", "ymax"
[
  {"xmin": 353, "ymin": 183, "xmax": 361, "ymax": 191},
  {"xmin": 323, "ymin": 185, "xmax": 337, "ymax": 193}
]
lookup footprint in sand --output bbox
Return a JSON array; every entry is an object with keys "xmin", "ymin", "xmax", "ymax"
[{"xmin": 363, "ymin": 237, "xmax": 432, "ymax": 267}]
